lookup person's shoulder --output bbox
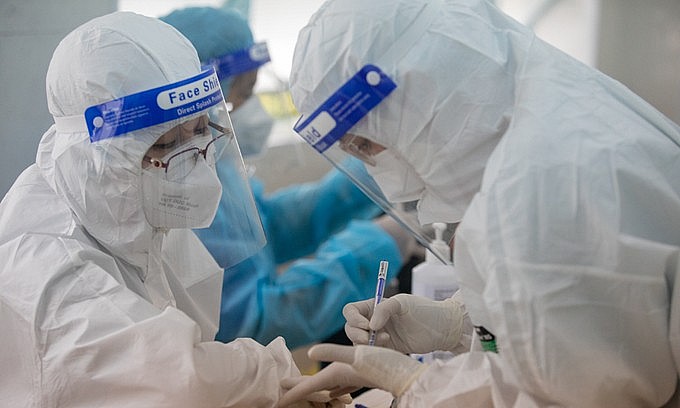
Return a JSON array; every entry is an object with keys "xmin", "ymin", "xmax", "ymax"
[
  {"xmin": 0, "ymin": 164, "xmax": 110, "ymax": 283},
  {"xmin": 0, "ymin": 228, "xmax": 108, "ymax": 322},
  {"xmin": 0, "ymin": 165, "xmax": 75, "ymax": 246}
]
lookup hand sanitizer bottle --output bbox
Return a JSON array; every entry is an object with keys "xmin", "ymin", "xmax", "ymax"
[{"xmin": 410, "ymin": 222, "xmax": 459, "ymax": 363}]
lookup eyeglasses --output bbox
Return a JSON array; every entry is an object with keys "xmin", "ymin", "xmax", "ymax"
[
  {"xmin": 144, "ymin": 121, "xmax": 231, "ymax": 181},
  {"xmin": 338, "ymin": 134, "xmax": 385, "ymax": 166}
]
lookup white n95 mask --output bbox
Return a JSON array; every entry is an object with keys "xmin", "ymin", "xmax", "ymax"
[
  {"xmin": 142, "ymin": 154, "xmax": 222, "ymax": 229},
  {"xmin": 366, "ymin": 149, "xmax": 426, "ymax": 203},
  {"xmin": 229, "ymin": 96, "xmax": 274, "ymax": 158}
]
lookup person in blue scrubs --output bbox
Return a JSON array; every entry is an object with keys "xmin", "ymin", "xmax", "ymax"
[{"xmin": 161, "ymin": 6, "xmax": 415, "ymax": 349}]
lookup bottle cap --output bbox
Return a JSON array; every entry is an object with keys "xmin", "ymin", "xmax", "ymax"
[{"xmin": 426, "ymin": 222, "xmax": 451, "ymax": 263}]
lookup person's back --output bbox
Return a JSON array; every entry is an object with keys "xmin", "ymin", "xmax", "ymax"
[{"xmin": 451, "ymin": 27, "xmax": 680, "ymax": 405}]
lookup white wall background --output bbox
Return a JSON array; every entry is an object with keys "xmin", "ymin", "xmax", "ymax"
[
  {"xmin": 1, "ymin": 0, "xmax": 678, "ymax": 198},
  {"xmin": 497, "ymin": 0, "xmax": 601, "ymax": 66},
  {"xmin": 0, "ymin": 0, "xmax": 117, "ymax": 198},
  {"xmin": 499, "ymin": 0, "xmax": 680, "ymax": 123},
  {"xmin": 596, "ymin": 0, "xmax": 680, "ymax": 123}
]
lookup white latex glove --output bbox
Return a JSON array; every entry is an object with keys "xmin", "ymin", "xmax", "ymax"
[
  {"xmin": 280, "ymin": 372, "xmax": 353, "ymax": 407},
  {"xmin": 278, "ymin": 344, "xmax": 427, "ymax": 407},
  {"xmin": 344, "ymin": 293, "xmax": 466, "ymax": 354},
  {"xmin": 373, "ymin": 214, "xmax": 419, "ymax": 261}
]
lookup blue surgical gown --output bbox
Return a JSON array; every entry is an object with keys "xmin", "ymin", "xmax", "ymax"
[{"xmin": 195, "ymin": 164, "xmax": 403, "ymax": 349}]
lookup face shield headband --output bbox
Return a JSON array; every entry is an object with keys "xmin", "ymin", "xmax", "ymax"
[
  {"xmin": 203, "ymin": 42, "xmax": 271, "ymax": 82},
  {"xmin": 65, "ymin": 67, "xmax": 266, "ymax": 268}
]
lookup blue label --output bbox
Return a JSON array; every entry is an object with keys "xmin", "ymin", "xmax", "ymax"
[
  {"xmin": 206, "ymin": 42, "xmax": 271, "ymax": 80},
  {"xmin": 84, "ymin": 68, "xmax": 223, "ymax": 142},
  {"xmin": 376, "ymin": 277, "xmax": 386, "ymax": 298},
  {"xmin": 293, "ymin": 64, "xmax": 396, "ymax": 153}
]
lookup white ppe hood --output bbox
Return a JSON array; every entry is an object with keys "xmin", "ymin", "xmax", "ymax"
[
  {"xmin": 291, "ymin": 0, "xmax": 514, "ymax": 226},
  {"xmin": 41, "ymin": 11, "xmax": 204, "ymax": 267}
]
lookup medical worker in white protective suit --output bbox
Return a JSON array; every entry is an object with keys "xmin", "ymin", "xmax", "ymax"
[
  {"xmin": 0, "ymin": 11, "xmax": 348, "ymax": 408},
  {"xmin": 279, "ymin": 0, "xmax": 680, "ymax": 406}
]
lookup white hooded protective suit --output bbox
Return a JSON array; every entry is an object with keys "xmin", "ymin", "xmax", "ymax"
[
  {"xmin": 290, "ymin": 0, "xmax": 680, "ymax": 406},
  {"xmin": 0, "ymin": 12, "xmax": 300, "ymax": 407}
]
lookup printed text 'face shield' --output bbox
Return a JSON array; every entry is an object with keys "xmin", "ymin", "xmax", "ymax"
[
  {"xmin": 85, "ymin": 67, "xmax": 266, "ymax": 268},
  {"xmin": 294, "ymin": 65, "xmax": 452, "ymax": 263}
]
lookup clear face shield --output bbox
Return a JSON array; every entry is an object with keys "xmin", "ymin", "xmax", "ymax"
[
  {"xmin": 294, "ymin": 65, "xmax": 453, "ymax": 263},
  {"xmin": 84, "ymin": 67, "xmax": 266, "ymax": 268}
]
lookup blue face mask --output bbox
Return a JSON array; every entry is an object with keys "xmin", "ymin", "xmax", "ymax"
[{"xmin": 230, "ymin": 96, "xmax": 274, "ymax": 158}]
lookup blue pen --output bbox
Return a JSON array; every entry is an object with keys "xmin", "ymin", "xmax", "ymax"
[{"xmin": 368, "ymin": 260, "xmax": 389, "ymax": 346}]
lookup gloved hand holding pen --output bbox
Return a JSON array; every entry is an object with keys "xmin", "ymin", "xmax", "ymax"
[
  {"xmin": 278, "ymin": 344, "xmax": 427, "ymax": 407},
  {"xmin": 343, "ymin": 292, "xmax": 469, "ymax": 354}
]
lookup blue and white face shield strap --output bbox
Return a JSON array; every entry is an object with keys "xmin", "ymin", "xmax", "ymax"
[
  {"xmin": 204, "ymin": 42, "xmax": 271, "ymax": 81},
  {"xmin": 293, "ymin": 64, "xmax": 396, "ymax": 154},
  {"xmin": 83, "ymin": 67, "xmax": 224, "ymax": 142}
]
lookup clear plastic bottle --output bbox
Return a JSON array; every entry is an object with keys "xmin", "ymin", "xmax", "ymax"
[{"xmin": 410, "ymin": 222, "xmax": 458, "ymax": 363}]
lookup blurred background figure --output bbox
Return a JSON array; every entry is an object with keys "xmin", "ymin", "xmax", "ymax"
[{"xmin": 160, "ymin": 4, "xmax": 419, "ymax": 350}]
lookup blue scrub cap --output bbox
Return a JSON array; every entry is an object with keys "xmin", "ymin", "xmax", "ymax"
[
  {"xmin": 160, "ymin": 7, "xmax": 254, "ymax": 64},
  {"xmin": 161, "ymin": 6, "xmax": 255, "ymax": 96}
]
